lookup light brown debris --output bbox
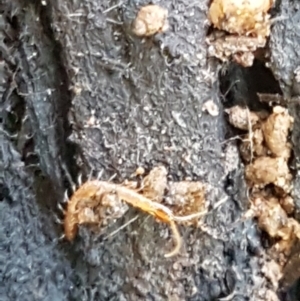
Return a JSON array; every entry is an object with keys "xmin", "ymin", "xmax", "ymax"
[
  {"xmin": 262, "ymin": 260, "xmax": 283, "ymax": 290},
  {"xmin": 240, "ymin": 128, "xmax": 268, "ymax": 163},
  {"xmin": 135, "ymin": 166, "xmax": 145, "ymax": 176},
  {"xmin": 261, "ymin": 106, "xmax": 294, "ymax": 159},
  {"xmin": 227, "ymin": 104, "xmax": 294, "ymax": 193},
  {"xmin": 166, "ymin": 181, "xmax": 208, "ymax": 226},
  {"xmin": 139, "ymin": 167, "xmax": 209, "ymax": 226},
  {"xmin": 202, "ymin": 100, "xmax": 219, "ymax": 116},
  {"xmin": 76, "ymin": 192, "xmax": 129, "ymax": 226},
  {"xmin": 207, "ymin": 0, "xmax": 273, "ymax": 66},
  {"xmin": 140, "ymin": 166, "xmax": 168, "ymax": 202},
  {"xmin": 207, "ymin": 33, "xmax": 267, "ymax": 67},
  {"xmin": 245, "ymin": 156, "xmax": 292, "ymax": 192},
  {"xmin": 263, "ymin": 290, "xmax": 281, "ymax": 301},
  {"xmin": 245, "ymin": 191, "xmax": 300, "ymax": 274},
  {"xmin": 228, "ymin": 101, "xmax": 298, "ymax": 278},
  {"xmin": 225, "ymin": 105, "xmax": 261, "ymax": 130},
  {"xmin": 132, "ymin": 5, "xmax": 169, "ymax": 37},
  {"xmin": 250, "ymin": 196, "xmax": 298, "ymax": 240},
  {"xmin": 279, "ymin": 195, "xmax": 295, "ymax": 215},
  {"xmin": 208, "ymin": 0, "xmax": 273, "ymax": 38},
  {"xmin": 247, "ymin": 193, "xmax": 300, "ymax": 260}
]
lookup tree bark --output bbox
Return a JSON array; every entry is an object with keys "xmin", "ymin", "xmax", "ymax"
[{"xmin": 1, "ymin": 0, "xmax": 300, "ymax": 300}]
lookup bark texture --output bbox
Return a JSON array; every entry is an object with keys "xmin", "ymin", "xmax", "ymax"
[{"xmin": 0, "ymin": 0, "xmax": 300, "ymax": 300}]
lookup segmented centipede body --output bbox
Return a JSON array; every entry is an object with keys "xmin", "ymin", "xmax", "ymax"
[
  {"xmin": 64, "ymin": 180, "xmax": 207, "ymax": 257},
  {"xmin": 64, "ymin": 210, "xmax": 78, "ymax": 242},
  {"xmin": 64, "ymin": 181, "xmax": 110, "ymax": 241}
]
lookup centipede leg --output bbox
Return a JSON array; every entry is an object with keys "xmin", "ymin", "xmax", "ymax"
[
  {"xmin": 57, "ymin": 202, "xmax": 65, "ymax": 214},
  {"xmin": 72, "ymin": 183, "xmax": 78, "ymax": 193},
  {"xmin": 62, "ymin": 190, "xmax": 69, "ymax": 203},
  {"xmin": 58, "ymin": 234, "xmax": 65, "ymax": 240},
  {"xmin": 164, "ymin": 220, "xmax": 182, "ymax": 258},
  {"xmin": 77, "ymin": 173, "xmax": 83, "ymax": 186},
  {"xmin": 96, "ymin": 169, "xmax": 104, "ymax": 180},
  {"xmin": 53, "ymin": 214, "xmax": 63, "ymax": 224}
]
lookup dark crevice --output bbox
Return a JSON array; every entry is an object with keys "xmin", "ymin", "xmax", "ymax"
[
  {"xmin": 219, "ymin": 59, "xmax": 282, "ymax": 111},
  {"xmin": 15, "ymin": 1, "xmax": 79, "ymax": 191},
  {"xmin": 35, "ymin": 2, "xmax": 80, "ymax": 188},
  {"xmin": 0, "ymin": 1, "xmax": 81, "ymax": 248},
  {"xmin": 219, "ymin": 59, "xmax": 283, "ymax": 144}
]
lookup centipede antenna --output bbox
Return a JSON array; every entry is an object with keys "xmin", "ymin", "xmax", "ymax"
[
  {"xmin": 97, "ymin": 169, "xmax": 104, "ymax": 180},
  {"xmin": 173, "ymin": 209, "xmax": 208, "ymax": 222},
  {"xmin": 108, "ymin": 173, "xmax": 117, "ymax": 182},
  {"xmin": 103, "ymin": 215, "xmax": 139, "ymax": 240},
  {"xmin": 164, "ymin": 220, "xmax": 182, "ymax": 258},
  {"xmin": 77, "ymin": 173, "xmax": 83, "ymax": 186}
]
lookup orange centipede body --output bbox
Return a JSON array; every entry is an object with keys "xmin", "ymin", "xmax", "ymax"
[
  {"xmin": 64, "ymin": 180, "xmax": 207, "ymax": 257},
  {"xmin": 64, "ymin": 181, "xmax": 108, "ymax": 241}
]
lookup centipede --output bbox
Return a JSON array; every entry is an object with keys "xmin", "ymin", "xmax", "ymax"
[{"xmin": 64, "ymin": 178, "xmax": 208, "ymax": 258}]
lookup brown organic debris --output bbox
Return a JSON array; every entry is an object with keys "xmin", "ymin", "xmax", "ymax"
[
  {"xmin": 207, "ymin": 32, "xmax": 267, "ymax": 67},
  {"xmin": 245, "ymin": 156, "xmax": 292, "ymax": 193},
  {"xmin": 207, "ymin": 0, "xmax": 274, "ymax": 66},
  {"xmin": 132, "ymin": 5, "xmax": 169, "ymax": 37},
  {"xmin": 139, "ymin": 165, "xmax": 168, "ymax": 202},
  {"xmin": 249, "ymin": 194, "xmax": 300, "ymax": 241},
  {"xmin": 226, "ymin": 105, "xmax": 294, "ymax": 193},
  {"xmin": 280, "ymin": 195, "xmax": 295, "ymax": 215},
  {"xmin": 227, "ymin": 101, "xmax": 298, "ymax": 274},
  {"xmin": 208, "ymin": 0, "xmax": 273, "ymax": 38},
  {"xmin": 202, "ymin": 100, "xmax": 219, "ymax": 116},
  {"xmin": 262, "ymin": 259, "xmax": 283, "ymax": 290},
  {"xmin": 166, "ymin": 181, "xmax": 208, "ymax": 226},
  {"xmin": 245, "ymin": 190, "xmax": 300, "ymax": 272},
  {"xmin": 261, "ymin": 106, "xmax": 294, "ymax": 159},
  {"xmin": 240, "ymin": 128, "xmax": 268, "ymax": 163},
  {"xmin": 225, "ymin": 105, "xmax": 261, "ymax": 130}
]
